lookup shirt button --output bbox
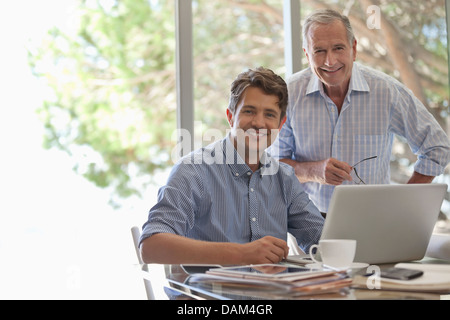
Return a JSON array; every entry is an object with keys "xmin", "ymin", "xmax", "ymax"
[
  {"xmin": 235, "ymin": 173, "xmax": 239, "ymax": 177},
  {"xmin": 247, "ymin": 172, "xmax": 251, "ymax": 176},
  {"xmin": 250, "ymin": 188, "xmax": 254, "ymax": 192},
  {"xmin": 251, "ymin": 218, "xmax": 257, "ymax": 222}
]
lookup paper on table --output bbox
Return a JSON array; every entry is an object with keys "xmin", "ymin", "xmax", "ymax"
[
  {"xmin": 391, "ymin": 263, "xmax": 450, "ymax": 285},
  {"xmin": 425, "ymin": 233, "xmax": 450, "ymax": 261},
  {"xmin": 352, "ymin": 263, "xmax": 450, "ymax": 293},
  {"xmin": 395, "ymin": 262, "xmax": 450, "ymax": 272}
]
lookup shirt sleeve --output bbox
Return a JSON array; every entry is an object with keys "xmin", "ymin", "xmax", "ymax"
[
  {"xmin": 282, "ymin": 165, "xmax": 324, "ymax": 253},
  {"xmin": 389, "ymin": 84, "xmax": 450, "ymax": 176},
  {"xmin": 140, "ymin": 161, "xmax": 204, "ymax": 244}
]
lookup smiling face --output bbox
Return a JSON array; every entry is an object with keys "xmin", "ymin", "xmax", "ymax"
[
  {"xmin": 304, "ymin": 20, "xmax": 357, "ymax": 94},
  {"xmin": 227, "ymin": 86, "xmax": 286, "ymax": 168}
]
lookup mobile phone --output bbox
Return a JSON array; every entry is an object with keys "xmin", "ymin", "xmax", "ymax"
[{"xmin": 380, "ymin": 267, "xmax": 424, "ymax": 280}]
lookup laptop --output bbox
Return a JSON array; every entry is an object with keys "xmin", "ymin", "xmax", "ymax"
[{"xmin": 320, "ymin": 183, "xmax": 447, "ymax": 264}]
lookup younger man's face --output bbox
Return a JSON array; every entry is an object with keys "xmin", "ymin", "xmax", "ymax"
[{"xmin": 227, "ymin": 86, "xmax": 286, "ymax": 164}]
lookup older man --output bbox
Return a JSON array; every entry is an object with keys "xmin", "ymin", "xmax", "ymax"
[{"xmin": 269, "ymin": 9, "xmax": 450, "ymax": 214}]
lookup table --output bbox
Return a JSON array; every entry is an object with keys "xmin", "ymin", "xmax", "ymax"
[{"xmin": 148, "ymin": 258, "xmax": 450, "ymax": 300}]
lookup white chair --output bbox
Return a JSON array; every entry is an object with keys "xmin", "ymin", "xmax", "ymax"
[{"xmin": 131, "ymin": 226, "xmax": 156, "ymax": 300}]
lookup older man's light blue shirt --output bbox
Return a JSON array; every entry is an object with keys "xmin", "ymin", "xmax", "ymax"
[
  {"xmin": 140, "ymin": 136, "xmax": 324, "ymax": 253},
  {"xmin": 269, "ymin": 63, "xmax": 450, "ymax": 213}
]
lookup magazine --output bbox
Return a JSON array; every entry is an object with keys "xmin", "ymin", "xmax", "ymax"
[{"xmin": 183, "ymin": 264, "xmax": 353, "ymax": 297}]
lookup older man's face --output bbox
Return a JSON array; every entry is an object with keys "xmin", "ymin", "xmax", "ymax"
[{"xmin": 304, "ymin": 20, "xmax": 357, "ymax": 94}]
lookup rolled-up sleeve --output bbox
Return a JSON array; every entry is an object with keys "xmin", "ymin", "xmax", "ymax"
[
  {"xmin": 390, "ymin": 85, "xmax": 450, "ymax": 176},
  {"xmin": 139, "ymin": 162, "xmax": 203, "ymax": 245}
]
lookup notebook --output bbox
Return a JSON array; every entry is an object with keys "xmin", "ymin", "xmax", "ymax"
[{"xmin": 320, "ymin": 183, "xmax": 447, "ymax": 264}]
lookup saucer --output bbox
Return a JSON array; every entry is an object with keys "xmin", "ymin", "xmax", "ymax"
[{"xmin": 306, "ymin": 262, "xmax": 369, "ymax": 270}]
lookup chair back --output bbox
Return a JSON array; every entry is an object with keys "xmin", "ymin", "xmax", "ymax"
[
  {"xmin": 130, "ymin": 226, "xmax": 156, "ymax": 300},
  {"xmin": 131, "ymin": 226, "xmax": 144, "ymax": 264}
]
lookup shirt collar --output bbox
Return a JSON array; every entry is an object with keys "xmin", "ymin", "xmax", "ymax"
[
  {"xmin": 222, "ymin": 135, "xmax": 277, "ymax": 178},
  {"xmin": 349, "ymin": 63, "xmax": 370, "ymax": 93},
  {"xmin": 305, "ymin": 62, "xmax": 370, "ymax": 96}
]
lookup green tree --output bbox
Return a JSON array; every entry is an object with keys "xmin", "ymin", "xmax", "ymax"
[
  {"xmin": 29, "ymin": 0, "xmax": 449, "ymax": 208},
  {"xmin": 29, "ymin": 0, "xmax": 177, "ymax": 207}
]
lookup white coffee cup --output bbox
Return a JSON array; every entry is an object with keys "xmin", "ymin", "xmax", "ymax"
[{"xmin": 309, "ymin": 239, "xmax": 356, "ymax": 269}]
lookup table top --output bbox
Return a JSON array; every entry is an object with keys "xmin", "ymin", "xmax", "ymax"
[{"xmin": 153, "ymin": 258, "xmax": 450, "ymax": 300}]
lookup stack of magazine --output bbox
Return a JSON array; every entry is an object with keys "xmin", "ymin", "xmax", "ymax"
[{"xmin": 185, "ymin": 264, "xmax": 352, "ymax": 298}]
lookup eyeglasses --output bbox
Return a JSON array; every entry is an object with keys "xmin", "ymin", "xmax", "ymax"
[{"xmin": 352, "ymin": 156, "xmax": 377, "ymax": 185}]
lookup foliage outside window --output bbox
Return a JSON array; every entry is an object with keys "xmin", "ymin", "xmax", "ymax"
[{"xmin": 29, "ymin": 0, "xmax": 449, "ymax": 213}]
